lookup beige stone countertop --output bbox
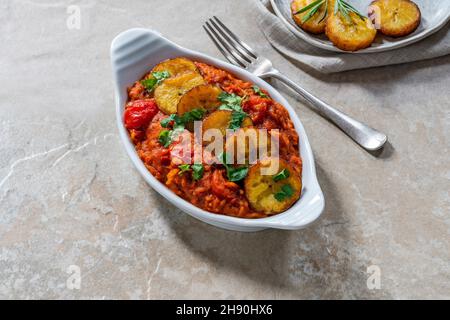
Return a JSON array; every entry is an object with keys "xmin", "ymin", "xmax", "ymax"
[{"xmin": 0, "ymin": 0, "xmax": 449, "ymax": 299}]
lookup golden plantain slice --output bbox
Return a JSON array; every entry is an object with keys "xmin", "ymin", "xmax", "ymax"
[
  {"xmin": 291, "ymin": 0, "xmax": 328, "ymax": 34},
  {"xmin": 325, "ymin": 10, "xmax": 377, "ymax": 51},
  {"xmin": 370, "ymin": 0, "xmax": 421, "ymax": 37},
  {"xmin": 203, "ymin": 110, "xmax": 233, "ymax": 137},
  {"xmin": 154, "ymin": 71, "xmax": 205, "ymax": 115},
  {"xmin": 177, "ymin": 84, "xmax": 222, "ymax": 116},
  {"xmin": 225, "ymin": 127, "xmax": 272, "ymax": 165},
  {"xmin": 244, "ymin": 158, "xmax": 302, "ymax": 214},
  {"xmin": 202, "ymin": 110, "xmax": 252, "ymax": 137},
  {"xmin": 152, "ymin": 57, "xmax": 199, "ymax": 77}
]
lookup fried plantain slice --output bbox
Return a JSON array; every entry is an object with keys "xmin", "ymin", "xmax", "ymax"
[
  {"xmin": 225, "ymin": 127, "xmax": 272, "ymax": 165},
  {"xmin": 291, "ymin": 0, "xmax": 328, "ymax": 34},
  {"xmin": 202, "ymin": 110, "xmax": 253, "ymax": 137},
  {"xmin": 244, "ymin": 158, "xmax": 302, "ymax": 214},
  {"xmin": 325, "ymin": 10, "xmax": 377, "ymax": 51},
  {"xmin": 151, "ymin": 57, "xmax": 199, "ymax": 78},
  {"xmin": 177, "ymin": 84, "xmax": 222, "ymax": 116},
  {"xmin": 154, "ymin": 72, "xmax": 206, "ymax": 115},
  {"xmin": 370, "ymin": 0, "xmax": 421, "ymax": 37}
]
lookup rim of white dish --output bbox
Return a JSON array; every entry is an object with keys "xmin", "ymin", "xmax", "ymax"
[{"xmin": 270, "ymin": 0, "xmax": 450, "ymax": 54}]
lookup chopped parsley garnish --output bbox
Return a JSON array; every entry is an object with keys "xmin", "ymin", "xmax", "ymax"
[
  {"xmin": 177, "ymin": 164, "xmax": 204, "ymax": 181},
  {"xmin": 274, "ymin": 184, "xmax": 294, "ymax": 202},
  {"xmin": 141, "ymin": 70, "xmax": 170, "ymax": 93},
  {"xmin": 217, "ymin": 92, "xmax": 248, "ymax": 131},
  {"xmin": 178, "ymin": 164, "xmax": 191, "ymax": 174},
  {"xmin": 158, "ymin": 127, "xmax": 183, "ymax": 148},
  {"xmin": 141, "ymin": 78, "xmax": 158, "ymax": 92},
  {"xmin": 153, "ymin": 71, "xmax": 170, "ymax": 80},
  {"xmin": 160, "ymin": 114, "xmax": 177, "ymax": 128},
  {"xmin": 273, "ymin": 169, "xmax": 290, "ymax": 182},
  {"xmin": 158, "ymin": 130, "xmax": 171, "ymax": 148},
  {"xmin": 252, "ymin": 85, "xmax": 268, "ymax": 98},
  {"xmin": 218, "ymin": 92, "xmax": 243, "ymax": 112},
  {"xmin": 160, "ymin": 109, "xmax": 206, "ymax": 129},
  {"xmin": 169, "ymin": 125, "xmax": 185, "ymax": 142},
  {"xmin": 191, "ymin": 164, "xmax": 204, "ymax": 181},
  {"xmin": 220, "ymin": 153, "xmax": 248, "ymax": 182},
  {"xmin": 180, "ymin": 108, "xmax": 206, "ymax": 123},
  {"xmin": 229, "ymin": 111, "xmax": 247, "ymax": 130},
  {"xmin": 227, "ymin": 166, "xmax": 249, "ymax": 182},
  {"xmin": 158, "ymin": 109, "xmax": 206, "ymax": 147}
]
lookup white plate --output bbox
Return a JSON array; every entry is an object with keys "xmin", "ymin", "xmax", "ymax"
[
  {"xmin": 271, "ymin": 0, "xmax": 450, "ymax": 53},
  {"xmin": 110, "ymin": 28, "xmax": 324, "ymax": 232}
]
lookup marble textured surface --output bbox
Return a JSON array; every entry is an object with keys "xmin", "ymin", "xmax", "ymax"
[{"xmin": 0, "ymin": 0, "xmax": 449, "ymax": 299}]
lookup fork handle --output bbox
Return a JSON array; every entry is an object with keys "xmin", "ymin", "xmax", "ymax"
[{"xmin": 266, "ymin": 71, "xmax": 387, "ymax": 151}]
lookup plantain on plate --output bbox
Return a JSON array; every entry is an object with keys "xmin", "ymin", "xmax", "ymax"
[
  {"xmin": 291, "ymin": 0, "xmax": 422, "ymax": 51},
  {"xmin": 370, "ymin": 0, "xmax": 421, "ymax": 37}
]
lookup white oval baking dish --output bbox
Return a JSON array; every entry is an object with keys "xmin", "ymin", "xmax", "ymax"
[{"xmin": 110, "ymin": 28, "xmax": 324, "ymax": 232}]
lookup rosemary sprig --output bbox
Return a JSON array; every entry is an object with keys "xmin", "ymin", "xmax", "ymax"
[
  {"xmin": 335, "ymin": 0, "xmax": 365, "ymax": 22},
  {"xmin": 294, "ymin": 0, "xmax": 326, "ymax": 23},
  {"xmin": 294, "ymin": 0, "xmax": 366, "ymax": 24},
  {"xmin": 318, "ymin": 0, "xmax": 329, "ymax": 23}
]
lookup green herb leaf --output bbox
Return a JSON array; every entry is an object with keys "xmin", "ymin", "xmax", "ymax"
[
  {"xmin": 294, "ymin": 0, "xmax": 324, "ymax": 15},
  {"xmin": 218, "ymin": 92, "xmax": 242, "ymax": 105},
  {"xmin": 141, "ymin": 70, "xmax": 171, "ymax": 93},
  {"xmin": 219, "ymin": 104, "xmax": 241, "ymax": 112},
  {"xmin": 177, "ymin": 163, "xmax": 204, "ymax": 181},
  {"xmin": 220, "ymin": 153, "xmax": 248, "ymax": 182},
  {"xmin": 227, "ymin": 166, "xmax": 249, "ymax": 182},
  {"xmin": 301, "ymin": 0, "xmax": 323, "ymax": 23},
  {"xmin": 178, "ymin": 164, "xmax": 191, "ymax": 174},
  {"xmin": 293, "ymin": 0, "xmax": 326, "ymax": 23},
  {"xmin": 152, "ymin": 71, "xmax": 170, "ymax": 81},
  {"xmin": 229, "ymin": 111, "xmax": 247, "ymax": 131},
  {"xmin": 336, "ymin": 0, "xmax": 366, "ymax": 21},
  {"xmin": 218, "ymin": 93, "xmax": 249, "ymax": 130},
  {"xmin": 339, "ymin": 2, "xmax": 351, "ymax": 22},
  {"xmin": 334, "ymin": 0, "xmax": 339, "ymax": 14},
  {"xmin": 318, "ymin": 0, "xmax": 329, "ymax": 23},
  {"xmin": 274, "ymin": 184, "xmax": 294, "ymax": 202},
  {"xmin": 180, "ymin": 108, "xmax": 206, "ymax": 123},
  {"xmin": 218, "ymin": 92, "xmax": 243, "ymax": 112},
  {"xmin": 341, "ymin": 1, "xmax": 365, "ymax": 20},
  {"xmin": 191, "ymin": 164, "xmax": 204, "ymax": 181},
  {"xmin": 158, "ymin": 124, "xmax": 185, "ymax": 148},
  {"xmin": 158, "ymin": 130, "xmax": 171, "ymax": 147},
  {"xmin": 273, "ymin": 169, "xmax": 290, "ymax": 182},
  {"xmin": 220, "ymin": 152, "xmax": 230, "ymax": 166},
  {"xmin": 159, "ymin": 109, "xmax": 205, "ymax": 147},
  {"xmin": 274, "ymin": 192, "xmax": 287, "ymax": 202},
  {"xmin": 281, "ymin": 184, "xmax": 294, "ymax": 197},
  {"xmin": 295, "ymin": 0, "xmax": 366, "ymax": 25},
  {"xmin": 170, "ymin": 124, "xmax": 185, "ymax": 142},
  {"xmin": 188, "ymin": 108, "xmax": 206, "ymax": 120},
  {"xmin": 160, "ymin": 114, "xmax": 177, "ymax": 128},
  {"xmin": 252, "ymin": 85, "xmax": 268, "ymax": 98},
  {"xmin": 141, "ymin": 78, "xmax": 158, "ymax": 92}
]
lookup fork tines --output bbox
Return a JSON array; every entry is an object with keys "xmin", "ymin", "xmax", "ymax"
[{"xmin": 203, "ymin": 16, "xmax": 257, "ymax": 68}]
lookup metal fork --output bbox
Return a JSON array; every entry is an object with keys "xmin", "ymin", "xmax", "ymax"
[{"xmin": 203, "ymin": 16, "xmax": 387, "ymax": 151}]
